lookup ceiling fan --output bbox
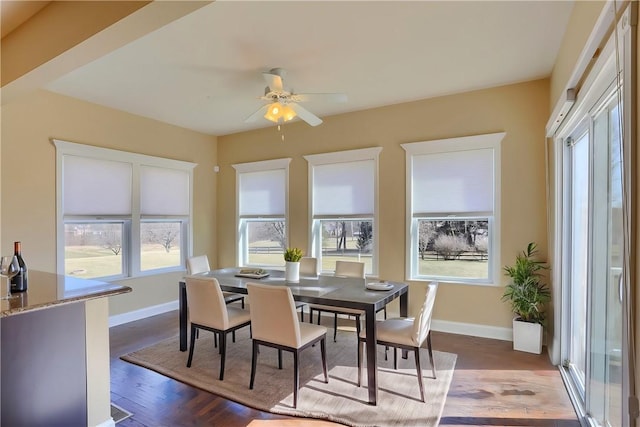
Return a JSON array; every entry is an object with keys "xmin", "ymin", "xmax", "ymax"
[{"xmin": 244, "ymin": 68, "xmax": 347, "ymax": 127}]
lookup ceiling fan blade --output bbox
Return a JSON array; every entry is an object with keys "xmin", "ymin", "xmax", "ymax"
[
  {"xmin": 263, "ymin": 71, "xmax": 284, "ymax": 92},
  {"xmin": 244, "ymin": 105, "xmax": 268, "ymax": 123},
  {"xmin": 294, "ymin": 93, "xmax": 347, "ymax": 103},
  {"xmin": 289, "ymin": 103, "xmax": 322, "ymax": 126}
]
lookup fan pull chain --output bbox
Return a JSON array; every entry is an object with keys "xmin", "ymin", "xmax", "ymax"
[{"xmin": 277, "ymin": 124, "xmax": 285, "ymax": 141}]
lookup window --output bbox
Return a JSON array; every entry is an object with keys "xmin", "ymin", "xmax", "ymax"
[
  {"xmin": 304, "ymin": 147, "xmax": 382, "ymax": 275},
  {"xmin": 402, "ymin": 133, "xmax": 503, "ymax": 284},
  {"xmin": 233, "ymin": 158, "xmax": 290, "ymax": 267},
  {"xmin": 55, "ymin": 140, "xmax": 194, "ymax": 279}
]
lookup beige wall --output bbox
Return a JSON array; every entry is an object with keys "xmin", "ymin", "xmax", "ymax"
[
  {"xmin": 549, "ymin": 0, "xmax": 607, "ymax": 109},
  {"xmin": 1, "ymin": 89, "xmax": 218, "ymax": 316},
  {"xmin": 218, "ymin": 79, "xmax": 549, "ymax": 329}
]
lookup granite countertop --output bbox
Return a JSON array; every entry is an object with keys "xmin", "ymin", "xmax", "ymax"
[{"xmin": 0, "ymin": 270, "xmax": 131, "ymax": 317}]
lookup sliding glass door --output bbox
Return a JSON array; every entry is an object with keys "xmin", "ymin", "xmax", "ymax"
[
  {"xmin": 560, "ymin": 86, "xmax": 624, "ymax": 427},
  {"xmin": 587, "ymin": 97, "xmax": 623, "ymax": 427},
  {"xmin": 565, "ymin": 127, "xmax": 589, "ymax": 397}
]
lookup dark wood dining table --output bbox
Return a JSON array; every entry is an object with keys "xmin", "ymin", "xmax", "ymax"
[{"xmin": 178, "ymin": 268, "xmax": 409, "ymax": 405}]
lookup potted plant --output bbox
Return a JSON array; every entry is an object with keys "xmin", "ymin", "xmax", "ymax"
[
  {"xmin": 501, "ymin": 242, "xmax": 551, "ymax": 354},
  {"xmin": 284, "ymin": 247, "xmax": 303, "ymax": 282}
]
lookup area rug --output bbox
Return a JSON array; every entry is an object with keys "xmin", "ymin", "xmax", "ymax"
[{"xmin": 121, "ymin": 328, "xmax": 456, "ymax": 427}]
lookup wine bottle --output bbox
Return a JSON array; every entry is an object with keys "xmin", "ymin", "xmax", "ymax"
[{"xmin": 10, "ymin": 241, "xmax": 27, "ymax": 292}]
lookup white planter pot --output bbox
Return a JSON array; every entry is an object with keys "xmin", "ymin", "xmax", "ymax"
[
  {"xmin": 285, "ymin": 261, "xmax": 300, "ymax": 282},
  {"xmin": 512, "ymin": 318, "xmax": 543, "ymax": 354}
]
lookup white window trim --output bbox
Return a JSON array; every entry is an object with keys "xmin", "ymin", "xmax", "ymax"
[
  {"xmin": 401, "ymin": 132, "xmax": 504, "ymax": 285},
  {"xmin": 304, "ymin": 147, "xmax": 382, "ymax": 276},
  {"xmin": 232, "ymin": 158, "xmax": 291, "ymax": 267},
  {"xmin": 53, "ymin": 139, "xmax": 196, "ymax": 278}
]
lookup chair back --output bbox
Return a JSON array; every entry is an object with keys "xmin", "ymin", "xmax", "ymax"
[
  {"xmin": 300, "ymin": 257, "xmax": 318, "ymax": 277},
  {"xmin": 187, "ymin": 255, "xmax": 210, "ymax": 275},
  {"xmin": 411, "ymin": 281, "xmax": 438, "ymax": 346},
  {"xmin": 334, "ymin": 260, "xmax": 365, "ymax": 278},
  {"xmin": 185, "ymin": 276, "xmax": 229, "ymax": 329},
  {"xmin": 247, "ymin": 283, "xmax": 301, "ymax": 348}
]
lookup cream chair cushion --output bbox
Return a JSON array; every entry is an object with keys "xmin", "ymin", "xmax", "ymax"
[
  {"xmin": 186, "ymin": 276, "xmax": 250, "ymax": 330},
  {"xmin": 334, "ymin": 260, "xmax": 365, "ymax": 278},
  {"xmin": 187, "ymin": 255, "xmax": 210, "ymax": 274},
  {"xmin": 247, "ymin": 282, "xmax": 325, "ymax": 348},
  {"xmin": 299, "ymin": 257, "xmax": 318, "ymax": 277},
  {"xmin": 359, "ymin": 281, "xmax": 438, "ymax": 347}
]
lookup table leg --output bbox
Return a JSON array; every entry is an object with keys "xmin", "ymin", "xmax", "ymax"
[
  {"xmin": 365, "ymin": 305, "xmax": 378, "ymax": 405},
  {"xmin": 179, "ymin": 282, "xmax": 187, "ymax": 352},
  {"xmin": 400, "ymin": 289, "xmax": 409, "ymax": 359}
]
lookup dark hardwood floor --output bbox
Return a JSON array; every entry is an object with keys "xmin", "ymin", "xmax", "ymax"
[{"xmin": 110, "ymin": 311, "xmax": 579, "ymax": 427}]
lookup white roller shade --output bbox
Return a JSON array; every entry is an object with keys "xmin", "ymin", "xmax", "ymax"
[
  {"xmin": 313, "ymin": 160, "xmax": 374, "ymax": 216},
  {"xmin": 140, "ymin": 166, "xmax": 190, "ymax": 215},
  {"xmin": 63, "ymin": 155, "xmax": 132, "ymax": 215},
  {"xmin": 412, "ymin": 148, "xmax": 494, "ymax": 214},
  {"xmin": 239, "ymin": 169, "xmax": 286, "ymax": 216}
]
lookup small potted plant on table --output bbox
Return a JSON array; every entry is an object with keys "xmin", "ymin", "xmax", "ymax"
[
  {"xmin": 284, "ymin": 247, "xmax": 303, "ymax": 282},
  {"xmin": 502, "ymin": 242, "xmax": 551, "ymax": 354}
]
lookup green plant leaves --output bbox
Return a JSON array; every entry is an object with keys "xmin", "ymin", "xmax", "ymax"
[
  {"xmin": 284, "ymin": 247, "xmax": 303, "ymax": 262},
  {"xmin": 502, "ymin": 242, "xmax": 550, "ymax": 325}
]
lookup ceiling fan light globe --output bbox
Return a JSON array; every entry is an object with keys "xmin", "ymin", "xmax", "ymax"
[
  {"xmin": 264, "ymin": 102, "xmax": 284, "ymax": 123},
  {"xmin": 281, "ymin": 105, "xmax": 297, "ymax": 122}
]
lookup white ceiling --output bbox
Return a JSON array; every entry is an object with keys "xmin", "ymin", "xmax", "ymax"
[{"xmin": 45, "ymin": 1, "xmax": 574, "ymax": 136}]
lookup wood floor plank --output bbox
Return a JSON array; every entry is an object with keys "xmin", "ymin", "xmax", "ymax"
[{"xmin": 110, "ymin": 311, "xmax": 579, "ymax": 426}]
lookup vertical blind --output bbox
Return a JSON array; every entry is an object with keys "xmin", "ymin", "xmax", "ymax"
[
  {"xmin": 312, "ymin": 160, "xmax": 374, "ymax": 216},
  {"xmin": 412, "ymin": 148, "xmax": 494, "ymax": 214},
  {"xmin": 238, "ymin": 169, "xmax": 286, "ymax": 216}
]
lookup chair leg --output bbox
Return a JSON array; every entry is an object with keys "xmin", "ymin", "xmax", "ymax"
[
  {"xmin": 232, "ymin": 330, "xmax": 236, "ymax": 343},
  {"xmin": 333, "ymin": 313, "xmax": 338, "ymax": 342},
  {"xmin": 320, "ymin": 337, "xmax": 328, "ymax": 383},
  {"xmin": 293, "ymin": 350, "xmax": 299, "ymax": 408},
  {"xmin": 219, "ymin": 332, "xmax": 227, "ymax": 381},
  {"xmin": 214, "ymin": 332, "xmax": 218, "ymax": 349},
  {"xmin": 427, "ymin": 331, "xmax": 436, "ymax": 379},
  {"xmin": 414, "ymin": 347, "xmax": 425, "ymax": 402},
  {"xmin": 317, "ymin": 309, "xmax": 321, "ymax": 325},
  {"xmin": 383, "ymin": 306, "xmax": 387, "ymax": 320},
  {"xmin": 241, "ymin": 297, "xmax": 245, "ymax": 309},
  {"xmin": 249, "ymin": 341, "xmax": 259, "ymax": 389},
  {"xmin": 393, "ymin": 347, "xmax": 398, "ymax": 370},
  {"xmin": 357, "ymin": 339, "xmax": 363, "ymax": 387},
  {"xmin": 187, "ymin": 326, "xmax": 197, "ymax": 367},
  {"xmin": 278, "ymin": 349, "xmax": 283, "ymax": 369},
  {"xmin": 300, "ymin": 306, "xmax": 304, "ymax": 322}
]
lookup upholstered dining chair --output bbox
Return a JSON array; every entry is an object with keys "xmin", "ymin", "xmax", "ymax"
[
  {"xmin": 299, "ymin": 256, "xmax": 319, "ymax": 277},
  {"xmin": 184, "ymin": 275, "xmax": 251, "ymax": 381},
  {"xmin": 357, "ymin": 281, "xmax": 438, "ymax": 402},
  {"xmin": 246, "ymin": 282, "xmax": 328, "ymax": 408},
  {"xmin": 295, "ymin": 257, "xmax": 319, "ymax": 322},
  {"xmin": 308, "ymin": 260, "xmax": 384, "ymax": 342},
  {"xmin": 187, "ymin": 255, "xmax": 245, "ymax": 308}
]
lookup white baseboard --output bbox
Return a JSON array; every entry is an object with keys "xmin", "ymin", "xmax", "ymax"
[
  {"xmin": 94, "ymin": 418, "xmax": 115, "ymax": 427},
  {"xmin": 109, "ymin": 300, "xmax": 178, "ymax": 327},
  {"xmin": 431, "ymin": 319, "xmax": 512, "ymax": 341}
]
